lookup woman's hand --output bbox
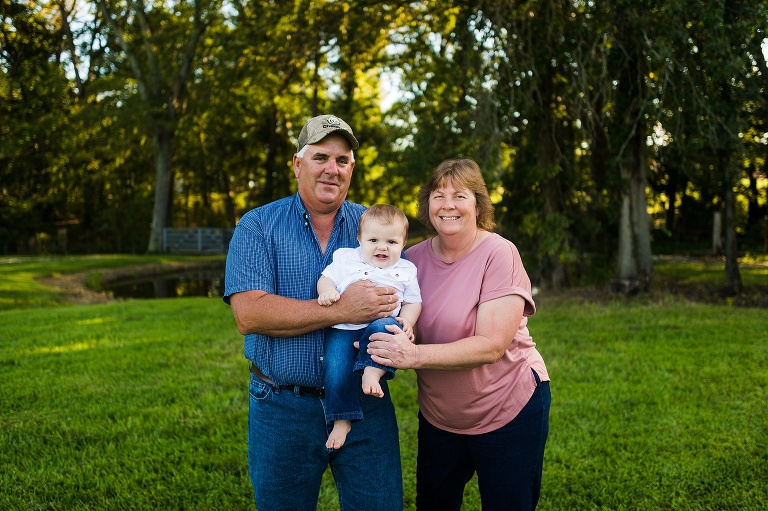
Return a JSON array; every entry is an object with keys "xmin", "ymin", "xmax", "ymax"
[
  {"xmin": 363, "ymin": 295, "xmax": 526, "ymax": 372},
  {"xmin": 365, "ymin": 323, "xmax": 421, "ymax": 369}
]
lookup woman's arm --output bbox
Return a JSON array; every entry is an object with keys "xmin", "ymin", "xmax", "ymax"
[{"xmin": 367, "ymin": 294, "xmax": 524, "ymax": 370}]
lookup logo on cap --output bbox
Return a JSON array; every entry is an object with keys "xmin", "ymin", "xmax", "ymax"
[{"xmin": 325, "ymin": 117, "xmax": 341, "ymax": 126}]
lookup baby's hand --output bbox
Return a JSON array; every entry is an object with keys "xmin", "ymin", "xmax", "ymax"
[
  {"xmin": 318, "ymin": 290, "xmax": 340, "ymax": 306},
  {"xmin": 396, "ymin": 317, "xmax": 416, "ymax": 342}
]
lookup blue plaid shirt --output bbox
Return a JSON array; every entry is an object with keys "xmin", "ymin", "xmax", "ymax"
[{"xmin": 224, "ymin": 194, "xmax": 366, "ymax": 388}]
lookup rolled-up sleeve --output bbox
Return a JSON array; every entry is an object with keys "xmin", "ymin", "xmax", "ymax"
[{"xmin": 224, "ymin": 210, "xmax": 272, "ymax": 305}]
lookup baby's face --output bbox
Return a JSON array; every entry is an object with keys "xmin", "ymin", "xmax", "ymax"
[{"xmin": 358, "ymin": 222, "xmax": 406, "ymax": 269}]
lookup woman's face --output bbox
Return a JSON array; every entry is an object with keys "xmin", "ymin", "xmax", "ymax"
[{"xmin": 428, "ymin": 177, "xmax": 477, "ymax": 237}]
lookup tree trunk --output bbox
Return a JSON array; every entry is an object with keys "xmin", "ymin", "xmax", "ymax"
[
  {"xmin": 613, "ymin": 40, "xmax": 652, "ymax": 294},
  {"xmin": 614, "ymin": 130, "xmax": 652, "ymax": 295},
  {"xmin": 630, "ymin": 122, "xmax": 653, "ymax": 290},
  {"xmin": 663, "ymin": 160, "xmax": 680, "ymax": 238},
  {"xmin": 534, "ymin": 33, "xmax": 567, "ymax": 290},
  {"xmin": 721, "ymin": 149, "xmax": 742, "ymax": 295},
  {"xmin": 712, "ymin": 211, "xmax": 722, "ymax": 256},
  {"xmin": 746, "ymin": 163, "xmax": 760, "ymax": 227},
  {"xmin": 147, "ymin": 128, "xmax": 174, "ymax": 253},
  {"xmin": 616, "ymin": 172, "xmax": 637, "ymax": 281},
  {"xmin": 97, "ymin": 0, "xmax": 209, "ymax": 253}
]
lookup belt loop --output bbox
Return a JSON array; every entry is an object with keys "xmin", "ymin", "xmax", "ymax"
[{"xmin": 292, "ymin": 385, "xmax": 300, "ymax": 397}]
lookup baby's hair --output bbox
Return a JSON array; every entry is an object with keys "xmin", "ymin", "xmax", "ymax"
[{"xmin": 359, "ymin": 204, "xmax": 409, "ymax": 242}]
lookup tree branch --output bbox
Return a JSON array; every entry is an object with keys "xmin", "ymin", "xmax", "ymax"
[
  {"xmin": 133, "ymin": 0, "xmax": 161, "ymax": 97},
  {"xmin": 57, "ymin": 0, "xmax": 84, "ymax": 95},
  {"xmin": 95, "ymin": 0, "xmax": 149, "ymax": 102},
  {"xmin": 173, "ymin": 0, "xmax": 213, "ymax": 115}
]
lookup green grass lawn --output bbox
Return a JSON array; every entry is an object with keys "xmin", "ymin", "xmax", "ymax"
[{"xmin": 1, "ymin": 256, "xmax": 766, "ymax": 510}]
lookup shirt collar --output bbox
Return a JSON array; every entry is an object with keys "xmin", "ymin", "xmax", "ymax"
[{"xmin": 293, "ymin": 193, "xmax": 348, "ymax": 227}]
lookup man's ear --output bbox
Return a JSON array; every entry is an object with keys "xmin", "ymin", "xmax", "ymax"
[{"xmin": 292, "ymin": 154, "xmax": 301, "ymax": 179}]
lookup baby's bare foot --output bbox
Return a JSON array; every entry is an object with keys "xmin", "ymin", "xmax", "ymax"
[
  {"xmin": 326, "ymin": 420, "xmax": 351, "ymax": 449},
  {"xmin": 362, "ymin": 371, "xmax": 384, "ymax": 398}
]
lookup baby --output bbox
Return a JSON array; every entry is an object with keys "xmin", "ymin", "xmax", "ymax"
[{"xmin": 317, "ymin": 204, "xmax": 422, "ymax": 449}]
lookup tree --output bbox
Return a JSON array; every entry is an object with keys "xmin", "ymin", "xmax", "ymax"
[
  {"xmin": 607, "ymin": 0, "xmax": 658, "ymax": 292},
  {"xmin": 4, "ymin": 0, "xmax": 768, "ymax": 273},
  {"xmin": 679, "ymin": 0, "xmax": 768, "ymax": 294},
  {"xmin": 484, "ymin": 0, "xmax": 586, "ymax": 289},
  {"xmin": 94, "ymin": 0, "xmax": 219, "ymax": 252},
  {"xmin": 0, "ymin": 0, "xmax": 71, "ymax": 253}
]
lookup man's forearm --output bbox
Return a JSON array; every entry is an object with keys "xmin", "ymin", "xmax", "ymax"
[
  {"xmin": 231, "ymin": 291, "xmax": 342, "ymax": 337},
  {"xmin": 230, "ymin": 282, "xmax": 398, "ymax": 337}
]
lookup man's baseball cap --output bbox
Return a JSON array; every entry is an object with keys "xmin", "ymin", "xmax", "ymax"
[{"xmin": 297, "ymin": 114, "xmax": 359, "ymax": 152}]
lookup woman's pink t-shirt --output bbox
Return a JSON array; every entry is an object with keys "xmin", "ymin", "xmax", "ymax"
[{"xmin": 406, "ymin": 233, "xmax": 549, "ymax": 434}]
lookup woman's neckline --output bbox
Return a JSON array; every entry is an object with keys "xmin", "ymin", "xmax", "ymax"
[{"xmin": 429, "ymin": 231, "xmax": 493, "ymax": 264}]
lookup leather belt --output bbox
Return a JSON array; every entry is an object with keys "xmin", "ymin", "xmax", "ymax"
[{"xmin": 250, "ymin": 364, "xmax": 325, "ymax": 398}]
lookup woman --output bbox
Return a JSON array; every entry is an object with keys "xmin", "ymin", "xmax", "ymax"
[{"xmin": 367, "ymin": 158, "xmax": 551, "ymax": 511}]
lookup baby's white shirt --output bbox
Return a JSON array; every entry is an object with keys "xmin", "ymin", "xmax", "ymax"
[{"xmin": 321, "ymin": 247, "xmax": 421, "ymax": 330}]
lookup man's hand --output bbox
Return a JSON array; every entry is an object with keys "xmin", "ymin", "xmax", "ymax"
[{"xmin": 336, "ymin": 280, "xmax": 398, "ymax": 324}]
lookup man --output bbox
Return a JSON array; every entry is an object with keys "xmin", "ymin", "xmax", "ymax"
[{"xmin": 224, "ymin": 114, "xmax": 402, "ymax": 511}]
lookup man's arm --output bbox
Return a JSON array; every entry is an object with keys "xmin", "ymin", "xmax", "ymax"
[{"xmin": 230, "ymin": 280, "xmax": 398, "ymax": 337}]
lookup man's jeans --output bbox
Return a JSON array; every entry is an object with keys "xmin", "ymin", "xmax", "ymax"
[
  {"xmin": 248, "ymin": 370, "xmax": 403, "ymax": 511},
  {"xmin": 323, "ymin": 317, "xmax": 399, "ymax": 423}
]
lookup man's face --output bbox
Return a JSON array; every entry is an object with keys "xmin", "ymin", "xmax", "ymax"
[{"xmin": 293, "ymin": 134, "xmax": 355, "ymax": 214}]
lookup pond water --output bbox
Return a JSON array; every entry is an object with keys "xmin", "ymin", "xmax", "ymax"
[{"xmin": 104, "ymin": 268, "xmax": 225, "ymax": 299}]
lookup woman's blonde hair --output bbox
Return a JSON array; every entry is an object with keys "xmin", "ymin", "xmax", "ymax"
[
  {"xmin": 359, "ymin": 204, "xmax": 410, "ymax": 242},
  {"xmin": 417, "ymin": 158, "xmax": 496, "ymax": 232}
]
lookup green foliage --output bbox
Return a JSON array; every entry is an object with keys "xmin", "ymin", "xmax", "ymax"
[
  {"xmin": 0, "ymin": 0, "xmax": 73, "ymax": 253},
  {"xmin": 85, "ymin": 271, "xmax": 103, "ymax": 291},
  {"xmin": 2, "ymin": 0, "xmax": 768, "ymax": 289}
]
